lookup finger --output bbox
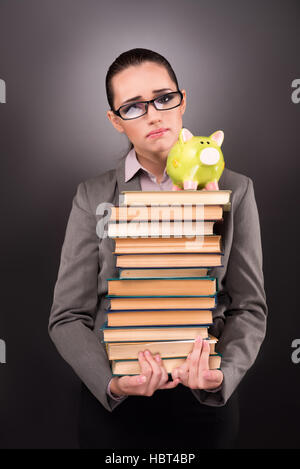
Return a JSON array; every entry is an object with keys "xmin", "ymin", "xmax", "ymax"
[
  {"xmin": 172, "ymin": 367, "xmax": 180, "ymax": 381},
  {"xmin": 160, "ymin": 378, "xmax": 181, "ymax": 390},
  {"xmin": 177, "ymin": 355, "xmax": 191, "ymax": 384},
  {"xmin": 138, "ymin": 351, "xmax": 152, "ymax": 382},
  {"xmin": 117, "ymin": 374, "xmax": 147, "ymax": 394},
  {"xmin": 171, "ymin": 353, "xmax": 190, "ymax": 381},
  {"xmin": 199, "ymin": 339, "xmax": 211, "ymax": 373},
  {"xmin": 202, "ymin": 369, "xmax": 223, "ymax": 388},
  {"xmin": 154, "ymin": 354, "xmax": 170, "ymax": 387},
  {"xmin": 143, "ymin": 350, "xmax": 163, "ymax": 390},
  {"xmin": 124, "ymin": 374, "xmax": 148, "ymax": 387},
  {"xmin": 205, "ymin": 181, "xmax": 219, "ymax": 191},
  {"xmin": 181, "ymin": 354, "xmax": 191, "ymax": 373},
  {"xmin": 189, "ymin": 336, "xmax": 203, "ymax": 386}
]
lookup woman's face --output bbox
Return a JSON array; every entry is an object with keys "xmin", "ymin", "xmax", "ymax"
[{"xmin": 107, "ymin": 61, "xmax": 186, "ymax": 157}]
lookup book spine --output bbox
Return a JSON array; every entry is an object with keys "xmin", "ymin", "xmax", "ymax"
[{"xmin": 101, "ymin": 323, "xmax": 212, "ymax": 330}]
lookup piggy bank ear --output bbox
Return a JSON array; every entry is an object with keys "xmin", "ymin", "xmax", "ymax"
[
  {"xmin": 210, "ymin": 130, "xmax": 224, "ymax": 147},
  {"xmin": 179, "ymin": 128, "xmax": 194, "ymax": 144}
]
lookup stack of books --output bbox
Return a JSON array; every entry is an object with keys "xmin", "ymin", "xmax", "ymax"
[{"xmin": 102, "ymin": 189, "xmax": 231, "ymax": 376}]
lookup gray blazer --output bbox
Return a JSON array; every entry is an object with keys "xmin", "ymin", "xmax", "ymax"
[{"xmin": 48, "ymin": 154, "xmax": 268, "ymax": 412}]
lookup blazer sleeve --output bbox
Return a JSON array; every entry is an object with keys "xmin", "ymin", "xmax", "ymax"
[
  {"xmin": 191, "ymin": 177, "xmax": 268, "ymax": 406},
  {"xmin": 48, "ymin": 182, "xmax": 127, "ymax": 412}
]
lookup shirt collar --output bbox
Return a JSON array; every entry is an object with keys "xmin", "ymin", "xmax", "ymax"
[{"xmin": 124, "ymin": 147, "xmax": 169, "ymax": 183}]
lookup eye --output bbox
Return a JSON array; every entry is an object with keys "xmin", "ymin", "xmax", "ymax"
[
  {"xmin": 156, "ymin": 94, "xmax": 173, "ymax": 104},
  {"xmin": 122, "ymin": 102, "xmax": 144, "ymax": 117},
  {"xmin": 207, "ymin": 141, "xmax": 210, "ymax": 144},
  {"xmin": 200, "ymin": 141, "xmax": 204, "ymax": 144}
]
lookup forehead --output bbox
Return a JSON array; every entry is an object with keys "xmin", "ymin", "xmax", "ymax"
[{"xmin": 112, "ymin": 62, "xmax": 175, "ymax": 107}]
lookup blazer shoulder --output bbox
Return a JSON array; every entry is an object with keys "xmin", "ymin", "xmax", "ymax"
[
  {"xmin": 221, "ymin": 167, "xmax": 252, "ymax": 207},
  {"xmin": 222, "ymin": 167, "xmax": 251, "ymax": 190},
  {"xmin": 78, "ymin": 167, "xmax": 118, "ymax": 214}
]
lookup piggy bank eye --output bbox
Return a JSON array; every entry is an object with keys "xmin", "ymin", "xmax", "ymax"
[
  {"xmin": 207, "ymin": 141, "xmax": 210, "ymax": 144},
  {"xmin": 200, "ymin": 141, "xmax": 204, "ymax": 144}
]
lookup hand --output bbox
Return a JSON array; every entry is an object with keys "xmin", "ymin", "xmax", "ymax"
[
  {"xmin": 171, "ymin": 336, "xmax": 223, "ymax": 391},
  {"xmin": 203, "ymin": 180, "xmax": 219, "ymax": 190},
  {"xmin": 110, "ymin": 350, "xmax": 180, "ymax": 397},
  {"xmin": 172, "ymin": 180, "xmax": 219, "ymax": 191}
]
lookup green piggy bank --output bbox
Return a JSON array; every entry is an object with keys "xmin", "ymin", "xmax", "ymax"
[{"xmin": 166, "ymin": 128, "xmax": 225, "ymax": 190}]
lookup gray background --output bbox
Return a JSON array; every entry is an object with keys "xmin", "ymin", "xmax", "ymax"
[{"xmin": 0, "ymin": 0, "xmax": 299, "ymax": 448}]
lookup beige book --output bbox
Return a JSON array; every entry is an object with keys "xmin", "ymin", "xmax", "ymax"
[
  {"xmin": 106, "ymin": 337, "xmax": 217, "ymax": 360},
  {"xmin": 108, "ymin": 296, "xmax": 216, "ymax": 311},
  {"xmin": 112, "ymin": 354, "xmax": 221, "ymax": 375},
  {"xmin": 107, "ymin": 309, "xmax": 213, "ymax": 327},
  {"xmin": 119, "ymin": 268, "xmax": 209, "ymax": 278},
  {"xmin": 108, "ymin": 220, "xmax": 215, "ymax": 238},
  {"xmin": 103, "ymin": 325, "xmax": 210, "ymax": 342},
  {"xmin": 120, "ymin": 190, "xmax": 231, "ymax": 206},
  {"xmin": 107, "ymin": 277, "xmax": 216, "ymax": 296},
  {"xmin": 114, "ymin": 235, "xmax": 222, "ymax": 254},
  {"xmin": 109, "ymin": 205, "xmax": 224, "ymax": 221},
  {"xmin": 115, "ymin": 253, "xmax": 223, "ymax": 268}
]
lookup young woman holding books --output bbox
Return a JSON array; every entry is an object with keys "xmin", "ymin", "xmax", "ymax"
[{"xmin": 49, "ymin": 48, "xmax": 267, "ymax": 449}]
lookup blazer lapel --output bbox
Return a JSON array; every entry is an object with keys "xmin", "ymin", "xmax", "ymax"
[{"xmin": 115, "ymin": 155, "xmax": 141, "ymax": 194}]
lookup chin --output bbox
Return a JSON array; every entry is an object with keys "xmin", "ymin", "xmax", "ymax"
[{"xmin": 151, "ymin": 143, "xmax": 170, "ymax": 153}]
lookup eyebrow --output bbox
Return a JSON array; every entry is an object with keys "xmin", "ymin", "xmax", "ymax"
[{"xmin": 120, "ymin": 88, "xmax": 173, "ymax": 106}]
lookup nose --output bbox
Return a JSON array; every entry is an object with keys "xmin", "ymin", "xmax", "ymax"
[
  {"xmin": 200, "ymin": 148, "xmax": 220, "ymax": 165},
  {"xmin": 146, "ymin": 102, "xmax": 162, "ymax": 122}
]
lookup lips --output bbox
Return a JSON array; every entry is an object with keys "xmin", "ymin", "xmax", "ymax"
[{"xmin": 147, "ymin": 128, "xmax": 169, "ymax": 138}]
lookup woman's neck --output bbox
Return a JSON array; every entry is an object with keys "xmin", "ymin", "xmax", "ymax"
[{"xmin": 135, "ymin": 149, "xmax": 168, "ymax": 184}]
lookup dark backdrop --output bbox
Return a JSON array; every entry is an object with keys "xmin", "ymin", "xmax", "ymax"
[{"xmin": 0, "ymin": 0, "xmax": 299, "ymax": 449}]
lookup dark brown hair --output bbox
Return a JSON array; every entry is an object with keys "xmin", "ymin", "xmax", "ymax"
[{"xmin": 106, "ymin": 48, "xmax": 180, "ymax": 153}]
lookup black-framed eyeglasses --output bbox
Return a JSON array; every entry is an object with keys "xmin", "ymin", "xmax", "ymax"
[{"xmin": 112, "ymin": 90, "xmax": 184, "ymax": 120}]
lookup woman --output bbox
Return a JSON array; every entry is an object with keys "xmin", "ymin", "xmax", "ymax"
[{"xmin": 49, "ymin": 48, "xmax": 267, "ymax": 449}]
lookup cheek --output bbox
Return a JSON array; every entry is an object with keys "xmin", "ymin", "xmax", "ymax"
[
  {"xmin": 168, "ymin": 110, "xmax": 183, "ymax": 133},
  {"xmin": 123, "ymin": 122, "xmax": 144, "ymax": 142},
  {"xmin": 172, "ymin": 108, "xmax": 183, "ymax": 124}
]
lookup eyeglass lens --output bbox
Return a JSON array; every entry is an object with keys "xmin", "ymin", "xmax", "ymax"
[{"xmin": 119, "ymin": 92, "xmax": 182, "ymax": 119}]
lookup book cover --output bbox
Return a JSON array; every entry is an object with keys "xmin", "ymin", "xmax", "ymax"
[
  {"xmin": 111, "ymin": 354, "xmax": 222, "ymax": 375},
  {"xmin": 119, "ymin": 190, "xmax": 232, "ymax": 206}
]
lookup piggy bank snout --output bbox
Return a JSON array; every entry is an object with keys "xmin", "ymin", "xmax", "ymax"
[{"xmin": 199, "ymin": 148, "xmax": 220, "ymax": 165}]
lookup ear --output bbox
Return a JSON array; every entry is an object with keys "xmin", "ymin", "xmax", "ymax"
[
  {"xmin": 210, "ymin": 130, "xmax": 224, "ymax": 147},
  {"xmin": 107, "ymin": 110, "xmax": 125, "ymax": 134},
  {"xmin": 179, "ymin": 128, "xmax": 194, "ymax": 144}
]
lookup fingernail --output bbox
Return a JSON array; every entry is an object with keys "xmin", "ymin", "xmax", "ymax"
[
  {"xmin": 155, "ymin": 354, "xmax": 161, "ymax": 362},
  {"xmin": 145, "ymin": 350, "xmax": 150, "ymax": 356},
  {"xmin": 139, "ymin": 375, "xmax": 146, "ymax": 384}
]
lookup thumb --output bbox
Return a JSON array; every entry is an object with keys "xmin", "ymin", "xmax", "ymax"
[
  {"xmin": 120, "ymin": 374, "xmax": 147, "ymax": 390},
  {"xmin": 133, "ymin": 374, "xmax": 147, "ymax": 385},
  {"xmin": 203, "ymin": 369, "xmax": 223, "ymax": 384}
]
